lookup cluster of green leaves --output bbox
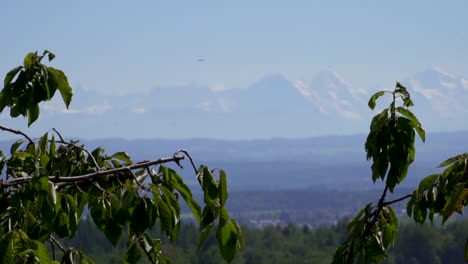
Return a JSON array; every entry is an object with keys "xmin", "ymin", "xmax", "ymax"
[
  {"xmin": 365, "ymin": 83, "xmax": 425, "ymax": 192},
  {"xmin": 333, "ymin": 83, "xmax": 425, "ymax": 263},
  {"xmin": 0, "ymin": 51, "xmax": 242, "ymax": 263},
  {"xmin": 333, "ymin": 204, "xmax": 398, "ymax": 263},
  {"xmin": 408, "ymin": 154, "xmax": 468, "ymax": 225},
  {"xmin": 1, "ymin": 50, "xmax": 72, "ymax": 126}
]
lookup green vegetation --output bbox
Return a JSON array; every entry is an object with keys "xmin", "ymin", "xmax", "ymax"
[
  {"xmin": 63, "ymin": 217, "xmax": 468, "ymax": 264},
  {"xmin": 0, "ymin": 51, "xmax": 242, "ymax": 263},
  {"xmin": 333, "ymin": 83, "xmax": 468, "ymax": 263}
]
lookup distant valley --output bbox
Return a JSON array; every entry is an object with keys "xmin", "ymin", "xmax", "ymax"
[{"xmin": 2, "ymin": 131, "xmax": 464, "ymax": 190}]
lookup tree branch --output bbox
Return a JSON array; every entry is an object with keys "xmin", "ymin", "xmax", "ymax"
[
  {"xmin": 1, "ymin": 155, "xmax": 184, "ymax": 186},
  {"xmin": 0, "ymin": 125, "xmax": 34, "ymax": 145},
  {"xmin": 49, "ymin": 235, "xmax": 66, "ymax": 253},
  {"xmin": 382, "ymin": 194, "xmax": 412, "ymax": 206},
  {"xmin": 364, "ymin": 185, "xmax": 389, "ymax": 237},
  {"xmin": 174, "ymin": 149, "xmax": 198, "ymax": 174}
]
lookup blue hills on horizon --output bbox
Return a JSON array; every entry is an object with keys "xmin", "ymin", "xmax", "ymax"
[
  {"xmin": 1, "ymin": 130, "xmax": 464, "ymax": 190},
  {"xmin": 2, "ymin": 67, "xmax": 468, "ymax": 140}
]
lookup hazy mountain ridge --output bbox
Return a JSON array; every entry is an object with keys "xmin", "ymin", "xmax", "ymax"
[
  {"xmin": 2, "ymin": 131, "xmax": 463, "ymax": 190},
  {"xmin": 2, "ymin": 67, "xmax": 468, "ymax": 139}
]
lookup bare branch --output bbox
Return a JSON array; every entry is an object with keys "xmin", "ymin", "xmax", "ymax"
[
  {"xmin": 174, "ymin": 149, "xmax": 198, "ymax": 174},
  {"xmin": 55, "ymin": 140, "xmax": 100, "ymax": 170},
  {"xmin": 2, "ymin": 155, "xmax": 184, "ymax": 186},
  {"xmin": 364, "ymin": 185, "xmax": 389, "ymax": 238},
  {"xmin": 49, "ymin": 235, "xmax": 66, "ymax": 253},
  {"xmin": 0, "ymin": 125, "xmax": 33, "ymax": 145},
  {"xmin": 382, "ymin": 194, "xmax": 412, "ymax": 206},
  {"xmin": 51, "ymin": 128, "xmax": 65, "ymax": 142}
]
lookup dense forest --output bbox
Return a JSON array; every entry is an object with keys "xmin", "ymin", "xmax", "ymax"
[{"xmin": 64, "ymin": 217, "xmax": 468, "ymax": 263}]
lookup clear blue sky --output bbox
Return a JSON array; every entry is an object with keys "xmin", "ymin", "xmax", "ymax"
[
  {"xmin": 0, "ymin": 1, "xmax": 468, "ymax": 139},
  {"xmin": 2, "ymin": 1, "xmax": 467, "ymax": 94}
]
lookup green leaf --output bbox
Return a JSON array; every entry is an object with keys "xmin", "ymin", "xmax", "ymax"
[
  {"xmin": 49, "ymin": 136, "xmax": 57, "ymax": 159},
  {"xmin": 368, "ymin": 91, "xmax": 385, "ymax": 110},
  {"xmin": 219, "ymin": 170, "xmax": 228, "ymax": 208},
  {"xmin": 154, "ymin": 194, "xmax": 174, "ymax": 237},
  {"xmin": 216, "ymin": 214, "xmax": 238, "ymax": 263},
  {"xmin": 201, "ymin": 167, "xmax": 218, "ymax": 204},
  {"xmin": 23, "ymin": 52, "xmax": 36, "ymax": 69},
  {"xmin": 125, "ymin": 242, "xmax": 142, "ymax": 264},
  {"xmin": 3, "ymin": 66, "xmax": 23, "ymax": 89},
  {"xmin": 170, "ymin": 174, "xmax": 201, "ymax": 223},
  {"xmin": 441, "ymin": 184, "xmax": 466, "ymax": 223},
  {"xmin": 27, "ymin": 104, "xmax": 40, "ymax": 126},
  {"xmin": 417, "ymin": 174, "xmax": 439, "ymax": 192},
  {"xmin": 47, "ymin": 67, "xmax": 73, "ymax": 108},
  {"xmin": 0, "ymin": 232, "xmax": 15, "ymax": 264},
  {"xmin": 10, "ymin": 139, "xmax": 24, "ymax": 155},
  {"xmin": 33, "ymin": 241, "xmax": 52, "ymax": 263},
  {"xmin": 39, "ymin": 132, "xmax": 49, "ymax": 154},
  {"xmin": 198, "ymin": 222, "xmax": 215, "ymax": 251},
  {"xmin": 396, "ymin": 107, "xmax": 425, "ymax": 142},
  {"xmin": 111, "ymin": 151, "xmax": 132, "ymax": 166},
  {"xmin": 438, "ymin": 154, "xmax": 464, "ymax": 168},
  {"xmin": 43, "ymin": 50, "xmax": 55, "ymax": 61},
  {"xmin": 104, "ymin": 220, "xmax": 124, "ymax": 246}
]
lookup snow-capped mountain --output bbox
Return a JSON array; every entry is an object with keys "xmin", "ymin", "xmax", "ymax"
[{"xmin": 3, "ymin": 68, "xmax": 468, "ymax": 139}]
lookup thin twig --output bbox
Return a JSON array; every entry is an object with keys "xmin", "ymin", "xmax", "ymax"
[
  {"xmin": 0, "ymin": 125, "xmax": 33, "ymax": 145},
  {"xmin": 55, "ymin": 140, "xmax": 100, "ymax": 171},
  {"xmin": 51, "ymin": 128, "xmax": 65, "ymax": 142},
  {"xmin": 174, "ymin": 149, "xmax": 198, "ymax": 173},
  {"xmin": 49, "ymin": 235, "xmax": 66, "ymax": 253},
  {"xmin": 382, "ymin": 194, "xmax": 412, "ymax": 206},
  {"xmin": 49, "ymin": 238, "xmax": 56, "ymax": 260}
]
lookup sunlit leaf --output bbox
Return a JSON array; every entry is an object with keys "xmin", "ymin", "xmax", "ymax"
[
  {"xmin": 23, "ymin": 52, "xmax": 36, "ymax": 69},
  {"xmin": 368, "ymin": 91, "xmax": 385, "ymax": 110},
  {"xmin": 47, "ymin": 67, "xmax": 73, "ymax": 108},
  {"xmin": 111, "ymin": 151, "xmax": 132, "ymax": 166}
]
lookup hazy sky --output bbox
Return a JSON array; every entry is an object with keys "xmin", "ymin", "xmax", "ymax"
[
  {"xmin": 1, "ymin": 1, "xmax": 468, "ymax": 139},
  {"xmin": 2, "ymin": 1, "xmax": 467, "ymax": 95}
]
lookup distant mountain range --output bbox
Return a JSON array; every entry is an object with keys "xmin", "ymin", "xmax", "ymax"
[{"xmin": 1, "ymin": 67, "xmax": 468, "ymax": 139}]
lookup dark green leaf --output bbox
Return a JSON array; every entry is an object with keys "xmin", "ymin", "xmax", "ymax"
[
  {"xmin": 125, "ymin": 242, "xmax": 142, "ymax": 264},
  {"xmin": 216, "ymin": 215, "xmax": 238, "ymax": 263},
  {"xmin": 39, "ymin": 132, "xmax": 49, "ymax": 154},
  {"xmin": 368, "ymin": 91, "xmax": 385, "ymax": 110},
  {"xmin": 47, "ymin": 67, "xmax": 73, "ymax": 108},
  {"xmin": 27, "ymin": 103, "xmax": 40, "ymax": 126},
  {"xmin": 198, "ymin": 222, "xmax": 215, "ymax": 251},
  {"xmin": 131, "ymin": 199, "xmax": 149, "ymax": 235},
  {"xmin": 219, "ymin": 170, "xmax": 228, "ymax": 208},
  {"xmin": 441, "ymin": 184, "xmax": 466, "ymax": 223},
  {"xmin": 10, "ymin": 139, "xmax": 24, "ymax": 155},
  {"xmin": 3, "ymin": 66, "xmax": 23, "ymax": 88},
  {"xmin": 104, "ymin": 220, "xmax": 124, "ymax": 246}
]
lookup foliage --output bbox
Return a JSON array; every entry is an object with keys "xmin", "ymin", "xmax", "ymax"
[
  {"xmin": 59, "ymin": 216, "xmax": 468, "ymax": 264},
  {"xmin": 0, "ymin": 51, "xmax": 243, "ymax": 263},
  {"xmin": 333, "ymin": 82, "xmax": 468, "ymax": 263}
]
